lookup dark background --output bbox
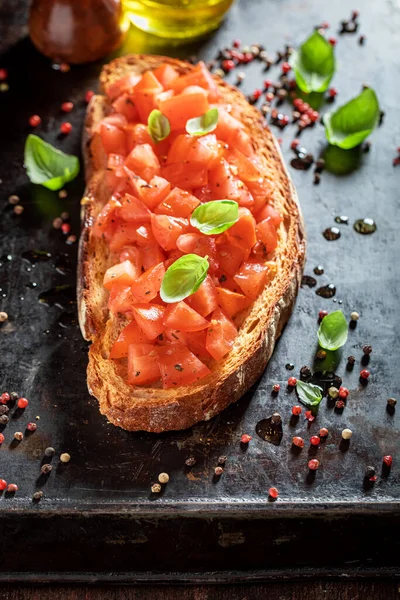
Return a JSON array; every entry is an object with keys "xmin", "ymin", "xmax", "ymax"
[{"xmin": 0, "ymin": 0, "xmax": 399, "ymax": 597}]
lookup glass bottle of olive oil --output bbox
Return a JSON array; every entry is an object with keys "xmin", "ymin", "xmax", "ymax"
[{"xmin": 123, "ymin": 0, "xmax": 234, "ymax": 41}]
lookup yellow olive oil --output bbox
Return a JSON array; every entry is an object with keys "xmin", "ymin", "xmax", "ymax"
[{"xmin": 123, "ymin": 0, "xmax": 234, "ymax": 40}]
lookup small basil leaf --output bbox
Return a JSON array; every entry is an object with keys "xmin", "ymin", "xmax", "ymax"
[
  {"xmin": 160, "ymin": 254, "xmax": 209, "ymax": 303},
  {"xmin": 24, "ymin": 134, "xmax": 80, "ymax": 191},
  {"xmin": 289, "ymin": 31, "xmax": 335, "ymax": 93},
  {"xmin": 318, "ymin": 310, "xmax": 348, "ymax": 351},
  {"xmin": 148, "ymin": 109, "xmax": 170, "ymax": 143},
  {"xmin": 324, "ymin": 88, "xmax": 380, "ymax": 149},
  {"xmin": 296, "ymin": 380, "xmax": 323, "ymax": 408},
  {"xmin": 186, "ymin": 108, "xmax": 219, "ymax": 136},
  {"xmin": 190, "ymin": 200, "xmax": 239, "ymax": 235}
]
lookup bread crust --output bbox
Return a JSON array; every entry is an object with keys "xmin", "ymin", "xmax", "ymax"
[{"xmin": 78, "ymin": 55, "xmax": 306, "ymax": 432}]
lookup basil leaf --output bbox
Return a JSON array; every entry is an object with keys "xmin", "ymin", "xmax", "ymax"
[
  {"xmin": 24, "ymin": 134, "xmax": 80, "ymax": 191},
  {"xmin": 186, "ymin": 108, "xmax": 219, "ymax": 136},
  {"xmin": 148, "ymin": 109, "xmax": 170, "ymax": 143},
  {"xmin": 324, "ymin": 88, "xmax": 380, "ymax": 149},
  {"xmin": 289, "ymin": 31, "xmax": 335, "ymax": 93},
  {"xmin": 160, "ymin": 254, "xmax": 209, "ymax": 303},
  {"xmin": 296, "ymin": 380, "xmax": 323, "ymax": 408},
  {"xmin": 190, "ymin": 200, "xmax": 239, "ymax": 235},
  {"xmin": 318, "ymin": 310, "xmax": 348, "ymax": 351}
]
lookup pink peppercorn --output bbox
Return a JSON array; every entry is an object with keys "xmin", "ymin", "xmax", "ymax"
[
  {"xmin": 310, "ymin": 436, "xmax": 320, "ymax": 446},
  {"xmin": 319, "ymin": 310, "xmax": 328, "ymax": 320},
  {"xmin": 292, "ymin": 436, "xmax": 304, "ymax": 448},
  {"xmin": 292, "ymin": 405, "xmax": 302, "ymax": 416},
  {"xmin": 241, "ymin": 434, "xmax": 252, "ymax": 444},
  {"xmin": 0, "ymin": 393, "xmax": 10, "ymax": 404},
  {"xmin": 308, "ymin": 459, "xmax": 320, "ymax": 470},
  {"xmin": 281, "ymin": 62, "xmax": 291, "ymax": 74},
  {"xmin": 339, "ymin": 387, "xmax": 349, "ymax": 399},
  {"xmin": 268, "ymin": 487, "xmax": 279, "ymax": 499},
  {"xmin": 17, "ymin": 397, "xmax": 29, "ymax": 409},
  {"xmin": 383, "ymin": 455, "xmax": 393, "ymax": 467},
  {"xmin": 305, "ymin": 411, "xmax": 315, "ymax": 422},
  {"xmin": 360, "ymin": 369, "xmax": 370, "ymax": 380},
  {"xmin": 288, "ymin": 377, "xmax": 297, "ymax": 387}
]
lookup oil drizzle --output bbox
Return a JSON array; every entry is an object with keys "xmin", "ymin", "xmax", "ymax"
[
  {"xmin": 301, "ymin": 275, "xmax": 317, "ymax": 288},
  {"xmin": 255, "ymin": 416, "xmax": 283, "ymax": 445},
  {"xmin": 353, "ymin": 218, "xmax": 377, "ymax": 234},
  {"xmin": 334, "ymin": 215, "xmax": 349, "ymax": 224},
  {"xmin": 316, "ymin": 283, "xmax": 336, "ymax": 298},
  {"xmin": 314, "ymin": 265, "xmax": 324, "ymax": 275},
  {"xmin": 38, "ymin": 285, "xmax": 76, "ymax": 309},
  {"xmin": 323, "ymin": 227, "xmax": 341, "ymax": 241},
  {"xmin": 22, "ymin": 249, "xmax": 52, "ymax": 264}
]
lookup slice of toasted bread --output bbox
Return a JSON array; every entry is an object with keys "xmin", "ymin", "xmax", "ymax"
[{"xmin": 78, "ymin": 55, "xmax": 306, "ymax": 432}]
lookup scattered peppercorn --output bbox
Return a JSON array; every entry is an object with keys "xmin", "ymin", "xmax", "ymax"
[
  {"xmin": 1, "ymin": 393, "xmax": 10, "ymax": 404},
  {"xmin": 61, "ymin": 101, "xmax": 74, "ymax": 112},
  {"xmin": 292, "ymin": 405, "xmax": 302, "ymax": 416},
  {"xmin": 13, "ymin": 205, "xmax": 24, "ymax": 215},
  {"xmin": 305, "ymin": 411, "xmax": 315, "ymax": 422},
  {"xmin": 33, "ymin": 491, "xmax": 43, "ymax": 501},
  {"xmin": 17, "ymin": 397, "xmax": 29, "ymax": 409},
  {"xmin": 291, "ymin": 139, "xmax": 300, "ymax": 150},
  {"xmin": 58, "ymin": 189, "xmax": 68, "ymax": 199},
  {"xmin": 387, "ymin": 398, "xmax": 397, "ymax": 408},
  {"xmin": 310, "ymin": 435, "xmax": 320, "ymax": 446},
  {"xmin": 0, "ymin": 415, "xmax": 9, "ymax": 425},
  {"xmin": 268, "ymin": 487, "xmax": 279, "ymax": 499},
  {"xmin": 0, "ymin": 433, "xmax": 4, "ymax": 444},
  {"xmin": 0, "ymin": 406, "xmax": 9, "ymax": 415},
  {"xmin": 359, "ymin": 34, "xmax": 366, "ymax": 45},
  {"xmin": 60, "ymin": 122, "xmax": 72, "ymax": 134},
  {"xmin": 29, "ymin": 115, "xmax": 41, "ymax": 127},
  {"xmin": 308, "ymin": 459, "xmax": 320, "ymax": 470},
  {"xmin": 8, "ymin": 194, "xmax": 19, "ymax": 205},
  {"xmin": 236, "ymin": 71, "xmax": 245, "ymax": 83},
  {"xmin": 14, "ymin": 431, "xmax": 23, "ymax": 441},
  {"xmin": 60, "ymin": 452, "xmax": 71, "ymax": 463},
  {"xmin": 185, "ymin": 457, "xmax": 196, "ymax": 467},
  {"xmin": 288, "ymin": 376, "xmax": 297, "ymax": 387},
  {"xmin": 41, "ymin": 463, "xmax": 52, "ymax": 475},
  {"xmin": 151, "ymin": 483, "xmax": 162, "ymax": 493},
  {"xmin": 0, "ymin": 479, "xmax": 7, "ymax": 490},
  {"xmin": 316, "ymin": 349, "xmax": 326, "ymax": 359},
  {"xmin": 27, "ymin": 422, "xmax": 37, "ymax": 432},
  {"xmin": 53, "ymin": 217, "xmax": 63, "ymax": 229},
  {"xmin": 300, "ymin": 366, "xmax": 311, "ymax": 379},
  {"xmin": 61, "ymin": 223, "xmax": 71, "ymax": 235},
  {"xmin": 7, "ymin": 483, "xmax": 18, "ymax": 493},
  {"xmin": 44, "ymin": 447, "xmax": 55, "ymax": 457},
  {"xmin": 319, "ymin": 427, "xmax": 329, "ymax": 438},
  {"xmin": 292, "ymin": 436, "xmax": 304, "ymax": 448},
  {"xmin": 241, "ymin": 434, "xmax": 252, "ymax": 444},
  {"xmin": 158, "ymin": 472, "xmax": 169, "ymax": 484},
  {"xmin": 383, "ymin": 455, "xmax": 393, "ymax": 467},
  {"xmin": 360, "ymin": 369, "xmax": 370, "ymax": 380},
  {"xmin": 271, "ymin": 412, "xmax": 282, "ymax": 424},
  {"xmin": 339, "ymin": 386, "xmax": 349, "ymax": 399},
  {"xmin": 272, "ymin": 383, "xmax": 280, "ymax": 393},
  {"xmin": 313, "ymin": 173, "xmax": 321, "ymax": 185},
  {"xmin": 0, "ymin": 312, "xmax": 8, "ymax": 323},
  {"xmin": 315, "ymin": 158, "xmax": 325, "ymax": 172},
  {"xmin": 364, "ymin": 465, "xmax": 376, "ymax": 479},
  {"xmin": 0, "ymin": 68, "xmax": 8, "ymax": 81},
  {"xmin": 9, "ymin": 392, "xmax": 18, "ymax": 402},
  {"xmin": 335, "ymin": 399, "xmax": 345, "ymax": 409},
  {"xmin": 218, "ymin": 455, "xmax": 227, "ymax": 465},
  {"xmin": 214, "ymin": 466, "xmax": 224, "ymax": 477},
  {"xmin": 341, "ymin": 428, "xmax": 353, "ymax": 440},
  {"xmin": 350, "ymin": 311, "xmax": 359, "ymax": 321},
  {"xmin": 328, "ymin": 87, "xmax": 337, "ymax": 98},
  {"xmin": 85, "ymin": 90, "xmax": 95, "ymax": 103},
  {"xmin": 347, "ymin": 355, "xmax": 356, "ymax": 365},
  {"xmin": 318, "ymin": 310, "xmax": 328, "ymax": 320},
  {"xmin": 328, "ymin": 37, "xmax": 337, "ymax": 45},
  {"xmin": 362, "ymin": 344, "xmax": 372, "ymax": 355},
  {"xmin": 328, "ymin": 386, "xmax": 339, "ymax": 399}
]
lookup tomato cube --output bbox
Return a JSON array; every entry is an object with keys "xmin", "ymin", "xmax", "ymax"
[
  {"xmin": 170, "ymin": 62, "xmax": 219, "ymax": 102},
  {"xmin": 164, "ymin": 301, "xmax": 210, "ymax": 332},
  {"xmin": 108, "ymin": 284, "xmax": 134, "ymax": 314},
  {"xmin": 153, "ymin": 64, "xmax": 179, "ymax": 88},
  {"xmin": 216, "ymin": 287, "xmax": 251, "ymax": 319},
  {"xmin": 125, "ymin": 144, "xmax": 161, "ymax": 182},
  {"xmin": 100, "ymin": 122, "xmax": 127, "ymax": 156},
  {"xmin": 186, "ymin": 275, "xmax": 218, "ymax": 317},
  {"xmin": 256, "ymin": 217, "xmax": 278, "ymax": 253},
  {"xmin": 206, "ymin": 308, "xmax": 238, "ymax": 361},
  {"xmin": 155, "ymin": 187, "xmax": 200, "ymax": 218},
  {"xmin": 161, "ymin": 164, "xmax": 208, "ymax": 190},
  {"xmin": 233, "ymin": 261, "xmax": 270, "ymax": 301},
  {"xmin": 110, "ymin": 321, "xmax": 149, "ymax": 358},
  {"xmin": 167, "ymin": 134, "xmax": 221, "ymax": 170},
  {"xmin": 118, "ymin": 193, "xmax": 152, "ymax": 223},
  {"xmin": 227, "ymin": 207, "xmax": 257, "ymax": 249},
  {"xmin": 132, "ymin": 304, "xmax": 166, "ymax": 340},
  {"xmin": 105, "ymin": 72, "xmax": 142, "ymax": 100},
  {"xmin": 208, "ymin": 159, "xmax": 254, "ymax": 208},
  {"xmin": 103, "ymin": 260, "xmax": 139, "ymax": 291},
  {"xmin": 158, "ymin": 87, "xmax": 209, "ymax": 130},
  {"xmin": 109, "ymin": 223, "xmax": 138, "ymax": 253},
  {"xmin": 255, "ymin": 204, "xmax": 282, "ymax": 227},
  {"xmin": 112, "ymin": 93, "xmax": 138, "ymax": 122},
  {"xmin": 127, "ymin": 344, "xmax": 160, "ymax": 386},
  {"xmin": 151, "ymin": 214, "xmax": 189, "ymax": 251},
  {"xmin": 157, "ymin": 343, "xmax": 210, "ymax": 388},
  {"xmin": 130, "ymin": 262, "xmax": 165, "ymax": 303},
  {"xmin": 125, "ymin": 123, "xmax": 155, "ymax": 152}
]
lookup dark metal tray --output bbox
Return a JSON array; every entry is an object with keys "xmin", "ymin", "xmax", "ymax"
[{"xmin": 0, "ymin": 0, "xmax": 399, "ymax": 583}]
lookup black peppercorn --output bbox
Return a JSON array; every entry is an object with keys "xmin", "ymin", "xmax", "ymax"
[
  {"xmin": 314, "ymin": 173, "xmax": 321, "ymax": 185},
  {"xmin": 33, "ymin": 490, "xmax": 43, "ymax": 501},
  {"xmin": 365, "ymin": 466, "xmax": 376, "ymax": 478},
  {"xmin": 218, "ymin": 455, "xmax": 227, "ymax": 465},
  {"xmin": 315, "ymin": 158, "xmax": 325, "ymax": 172},
  {"xmin": 271, "ymin": 412, "xmax": 282, "ymax": 424},
  {"xmin": 0, "ymin": 415, "xmax": 9, "ymax": 425},
  {"xmin": 10, "ymin": 392, "xmax": 18, "ymax": 402},
  {"xmin": 347, "ymin": 355, "xmax": 356, "ymax": 365},
  {"xmin": 300, "ymin": 365, "xmax": 311, "ymax": 379},
  {"xmin": 362, "ymin": 344, "xmax": 372, "ymax": 355},
  {"xmin": 41, "ymin": 464, "xmax": 52, "ymax": 475},
  {"xmin": 387, "ymin": 398, "xmax": 397, "ymax": 407},
  {"xmin": 185, "ymin": 457, "xmax": 196, "ymax": 467},
  {"xmin": 44, "ymin": 447, "xmax": 55, "ymax": 457},
  {"xmin": 0, "ymin": 405, "xmax": 9, "ymax": 415}
]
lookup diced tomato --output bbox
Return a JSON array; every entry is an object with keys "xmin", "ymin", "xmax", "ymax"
[
  {"xmin": 170, "ymin": 62, "xmax": 219, "ymax": 102},
  {"xmin": 163, "ymin": 248, "xmax": 184, "ymax": 269},
  {"xmin": 125, "ymin": 144, "xmax": 161, "ymax": 182},
  {"xmin": 255, "ymin": 203, "xmax": 282, "ymax": 227},
  {"xmin": 214, "ymin": 109, "xmax": 243, "ymax": 145},
  {"xmin": 233, "ymin": 261, "xmax": 270, "ymax": 301},
  {"xmin": 156, "ymin": 89, "xmax": 174, "ymax": 107},
  {"xmin": 127, "ymin": 344, "xmax": 160, "ymax": 386},
  {"xmin": 186, "ymin": 275, "xmax": 217, "ymax": 317},
  {"xmin": 101, "ymin": 114, "xmax": 129, "ymax": 130},
  {"xmin": 166, "ymin": 134, "xmax": 221, "ymax": 169},
  {"xmin": 176, "ymin": 233, "xmax": 218, "ymax": 271},
  {"xmin": 157, "ymin": 343, "xmax": 210, "ymax": 388},
  {"xmin": 107, "ymin": 153, "xmax": 125, "ymax": 171},
  {"xmin": 164, "ymin": 301, "xmax": 210, "ymax": 332},
  {"xmin": 119, "ymin": 246, "xmax": 143, "ymax": 272},
  {"xmin": 105, "ymin": 73, "xmax": 142, "ymax": 101},
  {"xmin": 109, "ymin": 223, "xmax": 138, "ymax": 253},
  {"xmin": 100, "ymin": 122, "xmax": 127, "ymax": 155},
  {"xmin": 144, "ymin": 176, "xmax": 172, "ymax": 209},
  {"xmin": 130, "ymin": 262, "xmax": 165, "ymax": 303},
  {"xmin": 161, "ymin": 164, "xmax": 208, "ymax": 190},
  {"xmin": 134, "ymin": 88, "xmax": 160, "ymax": 123},
  {"xmin": 132, "ymin": 304, "xmax": 165, "ymax": 340},
  {"xmin": 118, "ymin": 193, "xmax": 152, "ymax": 223},
  {"xmin": 164, "ymin": 328, "xmax": 188, "ymax": 345},
  {"xmin": 216, "ymin": 287, "xmax": 251, "ymax": 319},
  {"xmin": 134, "ymin": 70, "xmax": 164, "ymax": 93},
  {"xmin": 214, "ymin": 270, "xmax": 242, "ymax": 294},
  {"xmin": 153, "ymin": 64, "xmax": 179, "ymax": 88},
  {"xmin": 112, "ymin": 93, "xmax": 138, "ymax": 122},
  {"xmin": 103, "ymin": 260, "xmax": 139, "ymax": 291},
  {"xmin": 151, "ymin": 214, "xmax": 189, "ymax": 251},
  {"xmin": 193, "ymin": 185, "xmax": 213, "ymax": 202},
  {"xmin": 141, "ymin": 244, "xmax": 166, "ymax": 271},
  {"xmin": 158, "ymin": 87, "xmax": 209, "ymax": 130},
  {"xmin": 125, "ymin": 123, "xmax": 155, "ymax": 151},
  {"xmin": 206, "ymin": 308, "xmax": 238, "ymax": 361},
  {"xmin": 155, "ymin": 187, "xmax": 200, "ymax": 218},
  {"xmin": 216, "ymin": 240, "xmax": 248, "ymax": 276},
  {"xmin": 136, "ymin": 223, "xmax": 156, "ymax": 247},
  {"xmin": 247, "ymin": 177, "xmax": 276, "ymax": 213},
  {"xmin": 256, "ymin": 217, "xmax": 278, "ymax": 253},
  {"xmin": 108, "ymin": 284, "xmax": 134, "ymax": 314},
  {"xmin": 92, "ymin": 197, "xmax": 121, "ymax": 240},
  {"xmin": 227, "ymin": 207, "xmax": 257, "ymax": 249},
  {"xmin": 185, "ymin": 330, "xmax": 211, "ymax": 361},
  {"xmin": 208, "ymin": 159, "xmax": 254, "ymax": 208},
  {"xmin": 224, "ymin": 148, "xmax": 262, "ymax": 182},
  {"xmin": 110, "ymin": 321, "xmax": 149, "ymax": 359}
]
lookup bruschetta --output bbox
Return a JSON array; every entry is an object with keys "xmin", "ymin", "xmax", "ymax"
[{"xmin": 78, "ymin": 55, "xmax": 305, "ymax": 432}]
